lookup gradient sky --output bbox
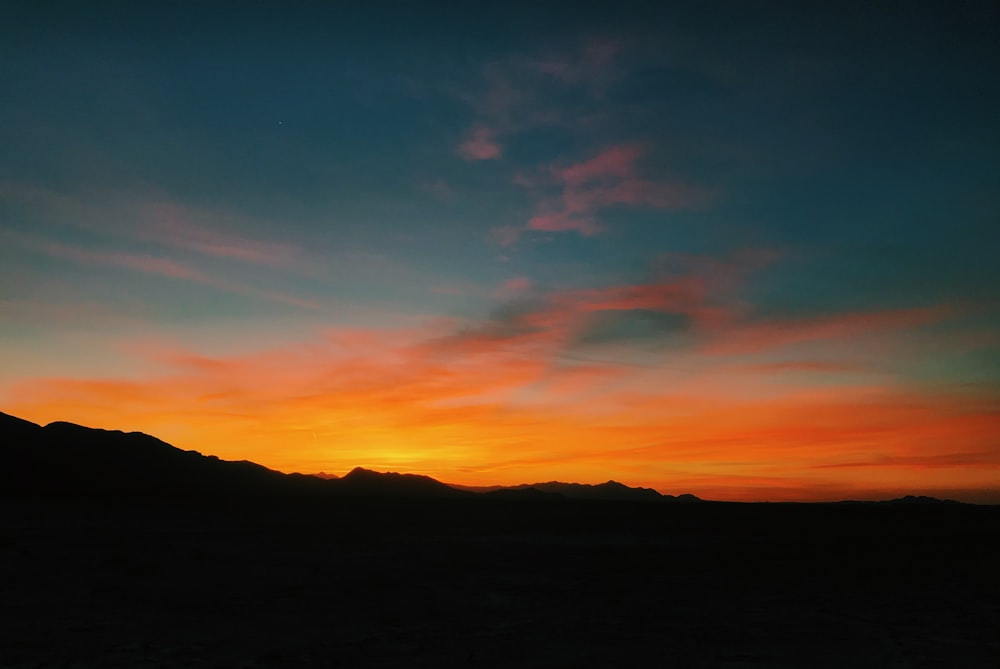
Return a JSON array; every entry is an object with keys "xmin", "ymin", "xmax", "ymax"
[{"xmin": 2, "ymin": 2, "xmax": 999, "ymax": 502}]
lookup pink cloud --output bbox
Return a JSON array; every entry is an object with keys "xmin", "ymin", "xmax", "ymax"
[
  {"xmin": 456, "ymin": 125, "xmax": 502, "ymax": 161},
  {"xmin": 595, "ymin": 179, "xmax": 707, "ymax": 209},
  {"xmin": 558, "ymin": 278, "xmax": 708, "ymax": 313},
  {"xmin": 505, "ymin": 144, "xmax": 708, "ymax": 244},
  {"xmin": 558, "ymin": 145, "xmax": 640, "ymax": 184},
  {"xmin": 502, "ymin": 277, "xmax": 532, "ymax": 293},
  {"xmin": 457, "ymin": 46, "xmax": 710, "ymax": 248},
  {"xmin": 492, "ymin": 276, "xmax": 534, "ymax": 299},
  {"xmin": 548, "ymin": 276, "xmax": 738, "ymax": 334},
  {"xmin": 526, "ymin": 211, "xmax": 602, "ymax": 236},
  {"xmin": 421, "ymin": 268, "xmax": 738, "ymax": 361},
  {"xmin": 428, "ymin": 252, "xmax": 960, "ymax": 369}
]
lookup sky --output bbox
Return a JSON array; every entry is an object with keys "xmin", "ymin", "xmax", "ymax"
[{"xmin": 2, "ymin": 1, "xmax": 999, "ymax": 502}]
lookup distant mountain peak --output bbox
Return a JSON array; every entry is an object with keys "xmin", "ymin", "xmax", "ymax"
[
  {"xmin": 885, "ymin": 495, "xmax": 961, "ymax": 505},
  {"xmin": 344, "ymin": 466, "xmax": 380, "ymax": 477},
  {"xmin": 338, "ymin": 466, "xmax": 468, "ymax": 497},
  {"xmin": 497, "ymin": 479, "xmax": 689, "ymax": 502},
  {"xmin": 343, "ymin": 466, "xmax": 421, "ymax": 480}
]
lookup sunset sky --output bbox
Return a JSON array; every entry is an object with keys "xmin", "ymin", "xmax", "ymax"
[{"xmin": 2, "ymin": 2, "xmax": 998, "ymax": 502}]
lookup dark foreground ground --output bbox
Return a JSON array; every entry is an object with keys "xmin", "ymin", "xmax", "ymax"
[{"xmin": 2, "ymin": 496, "xmax": 998, "ymax": 668}]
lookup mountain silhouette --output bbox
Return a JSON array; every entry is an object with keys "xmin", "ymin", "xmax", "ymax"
[
  {"xmin": 884, "ymin": 495, "xmax": 961, "ymax": 505},
  {"xmin": 308, "ymin": 471, "xmax": 340, "ymax": 480},
  {"xmin": 336, "ymin": 467, "xmax": 470, "ymax": 498},
  {"xmin": 836, "ymin": 495, "xmax": 965, "ymax": 505},
  {"xmin": 496, "ymin": 480, "xmax": 700, "ymax": 502},
  {"xmin": 1, "ymin": 411, "xmax": 705, "ymax": 503},
  {"xmin": 0, "ymin": 412, "xmax": 459, "ymax": 500},
  {"xmin": 481, "ymin": 486, "xmax": 566, "ymax": 501},
  {"xmin": 0, "ymin": 410, "xmax": 42, "ymax": 437},
  {"xmin": 0, "ymin": 411, "xmax": 324, "ymax": 499}
]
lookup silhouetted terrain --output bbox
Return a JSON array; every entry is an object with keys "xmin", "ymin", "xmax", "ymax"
[
  {"xmin": 457, "ymin": 480, "xmax": 697, "ymax": 502},
  {"xmin": 0, "ymin": 411, "xmax": 324, "ymax": 499},
  {"xmin": 0, "ymin": 412, "xmax": 681, "ymax": 502},
  {"xmin": 2, "ymin": 411, "xmax": 998, "ymax": 667},
  {"xmin": 337, "ymin": 466, "xmax": 470, "ymax": 498}
]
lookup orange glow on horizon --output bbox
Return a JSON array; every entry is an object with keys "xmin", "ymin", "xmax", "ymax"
[{"xmin": 5, "ymin": 315, "xmax": 999, "ymax": 504}]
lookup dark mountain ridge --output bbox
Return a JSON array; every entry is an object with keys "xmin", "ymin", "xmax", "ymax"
[
  {"xmin": 337, "ymin": 467, "xmax": 469, "ymax": 498},
  {"xmin": 1, "ymin": 411, "xmax": 701, "ymax": 502},
  {"xmin": 1, "ymin": 412, "xmax": 316, "ymax": 499},
  {"xmin": 1, "ymin": 412, "xmax": 479, "ymax": 500},
  {"xmin": 1, "ymin": 411, "xmax": 967, "ymax": 505},
  {"xmin": 498, "ymin": 480, "xmax": 700, "ymax": 502}
]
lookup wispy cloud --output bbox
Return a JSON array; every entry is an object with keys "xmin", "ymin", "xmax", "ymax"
[
  {"xmin": 508, "ymin": 144, "xmax": 709, "ymax": 243},
  {"xmin": 488, "ymin": 225, "xmax": 522, "ymax": 248},
  {"xmin": 559, "ymin": 144, "xmax": 640, "ymax": 184},
  {"xmin": 456, "ymin": 124, "xmax": 502, "ymax": 161},
  {"xmin": 455, "ymin": 41, "xmax": 625, "ymax": 162},
  {"xmin": 733, "ymin": 360, "xmax": 864, "ymax": 374},
  {"xmin": 0, "ymin": 298, "xmax": 141, "ymax": 329},
  {"xmin": 498, "ymin": 276, "xmax": 532, "ymax": 295},
  {"xmin": 451, "ymin": 45, "xmax": 711, "ymax": 246},
  {"xmin": 6, "ymin": 223, "xmax": 994, "ymax": 501},
  {"xmin": 139, "ymin": 201, "xmax": 309, "ymax": 271},
  {"xmin": 527, "ymin": 40, "xmax": 622, "ymax": 92},
  {"xmin": 812, "ymin": 450, "xmax": 1000, "ymax": 470},
  {"xmin": 419, "ymin": 178, "xmax": 457, "ymax": 201},
  {"xmin": 1, "ymin": 181, "xmax": 322, "ymax": 276},
  {"xmin": 700, "ymin": 305, "xmax": 955, "ymax": 356},
  {"xmin": 1, "ymin": 183, "xmax": 437, "ymax": 312},
  {"xmin": 38, "ymin": 240, "xmax": 327, "ymax": 312},
  {"xmin": 43, "ymin": 242, "xmax": 211, "ymax": 281}
]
